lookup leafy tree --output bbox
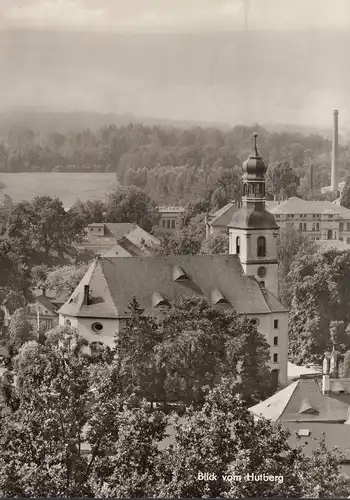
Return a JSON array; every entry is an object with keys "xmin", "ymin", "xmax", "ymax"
[
  {"xmin": 277, "ymin": 225, "xmax": 316, "ymax": 306},
  {"xmin": 7, "ymin": 307, "xmax": 33, "ymax": 354},
  {"xmin": 266, "ymin": 160, "xmax": 300, "ymax": 200},
  {"xmin": 155, "ymin": 296, "xmax": 272, "ymax": 405},
  {"xmin": 288, "ymin": 247, "xmax": 350, "ymax": 364},
  {"xmin": 105, "ymin": 185, "xmax": 159, "ymax": 232},
  {"xmin": 340, "ymin": 176, "xmax": 350, "ymax": 208},
  {"xmin": 156, "ymin": 214, "xmax": 206, "ymax": 256},
  {"xmin": 44, "ymin": 263, "xmax": 89, "ymax": 300},
  {"xmin": 175, "ymin": 199, "xmax": 210, "ymax": 229},
  {"xmin": 201, "ymin": 233, "xmax": 229, "ymax": 255},
  {"xmin": 341, "ymin": 350, "xmax": 350, "ymax": 377},
  {"xmin": 8, "ymin": 196, "xmax": 83, "ymax": 258},
  {"xmin": 69, "ymin": 199, "xmax": 107, "ymax": 228},
  {"xmin": 210, "ymin": 166, "xmax": 242, "ymax": 211}
]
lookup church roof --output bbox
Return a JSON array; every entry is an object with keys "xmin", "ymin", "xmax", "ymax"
[
  {"xmin": 58, "ymin": 255, "xmax": 287, "ymax": 319},
  {"xmin": 228, "ymin": 205, "xmax": 279, "ymax": 230},
  {"xmin": 249, "ymin": 378, "xmax": 350, "ymax": 423}
]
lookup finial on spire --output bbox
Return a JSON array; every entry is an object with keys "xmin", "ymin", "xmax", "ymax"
[{"xmin": 253, "ymin": 132, "xmax": 259, "ymax": 156}]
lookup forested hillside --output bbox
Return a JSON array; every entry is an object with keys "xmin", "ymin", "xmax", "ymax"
[{"xmin": 0, "ymin": 119, "xmax": 349, "ymax": 204}]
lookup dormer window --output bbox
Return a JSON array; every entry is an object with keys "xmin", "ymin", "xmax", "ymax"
[
  {"xmin": 152, "ymin": 292, "xmax": 168, "ymax": 308},
  {"xmin": 211, "ymin": 289, "xmax": 229, "ymax": 305},
  {"xmin": 172, "ymin": 266, "xmax": 188, "ymax": 282},
  {"xmin": 257, "ymin": 236, "xmax": 266, "ymax": 257}
]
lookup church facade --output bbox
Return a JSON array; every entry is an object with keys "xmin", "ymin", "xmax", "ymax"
[{"xmin": 58, "ymin": 134, "xmax": 288, "ymax": 386}]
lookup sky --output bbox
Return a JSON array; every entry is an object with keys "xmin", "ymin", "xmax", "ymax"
[
  {"xmin": 0, "ymin": 1, "xmax": 350, "ymax": 128},
  {"xmin": 1, "ymin": 0, "xmax": 350, "ymax": 32}
]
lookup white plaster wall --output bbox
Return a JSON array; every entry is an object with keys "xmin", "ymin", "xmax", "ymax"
[{"xmin": 59, "ymin": 314, "xmax": 119, "ymax": 348}]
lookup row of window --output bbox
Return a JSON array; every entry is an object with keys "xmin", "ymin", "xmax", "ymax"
[
  {"xmin": 276, "ymin": 214, "xmax": 322, "ymax": 219},
  {"xmin": 236, "ymin": 236, "xmax": 266, "ymax": 257},
  {"xmin": 161, "ymin": 219, "xmax": 176, "ymax": 229},
  {"xmin": 339, "ymin": 223, "xmax": 350, "ymax": 231}
]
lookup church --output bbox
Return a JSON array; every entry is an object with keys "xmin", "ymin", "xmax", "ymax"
[{"xmin": 58, "ymin": 134, "xmax": 288, "ymax": 387}]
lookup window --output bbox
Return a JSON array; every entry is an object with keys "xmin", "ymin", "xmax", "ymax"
[
  {"xmin": 273, "ymin": 353, "xmax": 278, "ymax": 363},
  {"xmin": 347, "ymin": 237, "xmax": 350, "ymax": 244},
  {"xmin": 166, "ymin": 220, "xmax": 171, "ymax": 229},
  {"xmin": 327, "ymin": 229, "xmax": 332, "ymax": 240},
  {"xmin": 257, "ymin": 236, "xmax": 266, "ymax": 257},
  {"xmin": 250, "ymin": 317, "xmax": 260, "ymax": 326},
  {"xmin": 340, "ymin": 222, "xmax": 344, "ymax": 231},
  {"xmin": 299, "ymin": 223, "xmax": 303, "ymax": 231},
  {"xmin": 171, "ymin": 220, "xmax": 176, "ymax": 229},
  {"xmin": 236, "ymin": 236, "xmax": 240, "ymax": 255},
  {"xmin": 290, "ymin": 214, "xmax": 294, "ymax": 218},
  {"xmin": 316, "ymin": 223, "xmax": 320, "ymax": 231},
  {"xmin": 340, "ymin": 237, "xmax": 344, "ymax": 242},
  {"xmin": 298, "ymin": 429, "xmax": 311, "ymax": 437},
  {"xmin": 303, "ymin": 223, "xmax": 307, "ymax": 231},
  {"xmin": 91, "ymin": 322, "xmax": 103, "ymax": 333},
  {"xmin": 162, "ymin": 220, "xmax": 166, "ymax": 227},
  {"xmin": 347, "ymin": 223, "xmax": 350, "ymax": 231},
  {"xmin": 274, "ymin": 319, "xmax": 279, "ymax": 329},
  {"xmin": 312, "ymin": 223, "xmax": 315, "ymax": 231},
  {"xmin": 40, "ymin": 320, "xmax": 52, "ymax": 331},
  {"xmin": 65, "ymin": 319, "xmax": 71, "ymax": 326},
  {"xmin": 316, "ymin": 237, "xmax": 320, "ymax": 240},
  {"xmin": 273, "ymin": 336, "xmax": 278, "ymax": 346},
  {"xmin": 259, "ymin": 281, "xmax": 265, "ymax": 288}
]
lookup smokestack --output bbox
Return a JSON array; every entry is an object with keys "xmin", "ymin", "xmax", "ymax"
[
  {"xmin": 331, "ymin": 110, "xmax": 339, "ymax": 195},
  {"xmin": 309, "ymin": 162, "xmax": 314, "ymax": 191},
  {"xmin": 83, "ymin": 285, "xmax": 89, "ymax": 306}
]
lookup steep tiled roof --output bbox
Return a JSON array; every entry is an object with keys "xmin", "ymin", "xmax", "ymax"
[
  {"xmin": 35, "ymin": 295, "xmax": 58, "ymax": 315},
  {"xmin": 59, "ymin": 255, "xmax": 286, "ymax": 319},
  {"xmin": 267, "ymin": 197, "xmax": 350, "ymax": 219},
  {"xmin": 209, "ymin": 202, "xmax": 238, "ymax": 227},
  {"xmin": 250, "ymin": 378, "xmax": 350, "ymax": 423}
]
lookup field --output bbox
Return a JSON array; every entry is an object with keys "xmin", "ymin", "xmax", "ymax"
[{"xmin": 0, "ymin": 173, "xmax": 118, "ymax": 208}]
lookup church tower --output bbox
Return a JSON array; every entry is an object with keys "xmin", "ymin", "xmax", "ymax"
[{"xmin": 228, "ymin": 133, "xmax": 280, "ymax": 297}]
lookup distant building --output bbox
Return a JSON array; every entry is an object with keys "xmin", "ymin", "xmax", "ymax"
[
  {"xmin": 157, "ymin": 206, "xmax": 185, "ymax": 232},
  {"xmin": 207, "ymin": 197, "xmax": 350, "ymax": 244},
  {"xmin": 26, "ymin": 293, "xmax": 60, "ymax": 333},
  {"xmin": 205, "ymin": 202, "xmax": 238, "ymax": 237},
  {"xmin": 321, "ymin": 180, "xmax": 345, "ymax": 195},
  {"xmin": 76, "ymin": 222, "xmax": 160, "ymax": 256},
  {"xmin": 59, "ymin": 134, "xmax": 289, "ymax": 387}
]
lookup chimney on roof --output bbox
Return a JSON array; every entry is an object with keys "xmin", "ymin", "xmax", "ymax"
[
  {"xmin": 331, "ymin": 110, "xmax": 339, "ymax": 196},
  {"xmin": 83, "ymin": 285, "xmax": 90, "ymax": 306}
]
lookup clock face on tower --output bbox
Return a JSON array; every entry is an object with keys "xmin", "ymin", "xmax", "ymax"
[{"xmin": 257, "ymin": 266, "xmax": 267, "ymax": 278}]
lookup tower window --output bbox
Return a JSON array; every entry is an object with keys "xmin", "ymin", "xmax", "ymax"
[
  {"xmin": 274, "ymin": 319, "xmax": 279, "ymax": 329},
  {"xmin": 236, "ymin": 236, "xmax": 240, "ymax": 255},
  {"xmin": 273, "ymin": 336, "xmax": 278, "ymax": 346},
  {"xmin": 273, "ymin": 353, "xmax": 278, "ymax": 363},
  {"xmin": 257, "ymin": 236, "xmax": 266, "ymax": 257}
]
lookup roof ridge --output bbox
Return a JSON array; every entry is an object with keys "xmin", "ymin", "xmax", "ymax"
[{"xmin": 276, "ymin": 381, "xmax": 300, "ymax": 421}]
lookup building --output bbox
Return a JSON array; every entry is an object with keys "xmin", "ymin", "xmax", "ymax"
[
  {"xmin": 76, "ymin": 222, "xmax": 160, "ymax": 256},
  {"xmin": 208, "ymin": 197, "xmax": 350, "ymax": 244},
  {"xmin": 58, "ymin": 134, "xmax": 289, "ymax": 387},
  {"xmin": 205, "ymin": 202, "xmax": 238, "ymax": 237},
  {"xmin": 26, "ymin": 293, "xmax": 60, "ymax": 333},
  {"xmin": 157, "ymin": 206, "xmax": 185, "ymax": 232}
]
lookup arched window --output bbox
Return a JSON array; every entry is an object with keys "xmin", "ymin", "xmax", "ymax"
[
  {"xmin": 257, "ymin": 236, "xmax": 266, "ymax": 257},
  {"xmin": 236, "ymin": 236, "xmax": 240, "ymax": 255},
  {"xmin": 243, "ymin": 184, "xmax": 247, "ymax": 196}
]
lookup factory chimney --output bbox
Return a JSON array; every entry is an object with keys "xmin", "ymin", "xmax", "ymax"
[{"xmin": 331, "ymin": 110, "xmax": 339, "ymax": 195}]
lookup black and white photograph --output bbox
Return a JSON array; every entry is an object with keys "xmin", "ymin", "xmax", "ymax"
[{"xmin": 0, "ymin": 0, "xmax": 350, "ymax": 497}]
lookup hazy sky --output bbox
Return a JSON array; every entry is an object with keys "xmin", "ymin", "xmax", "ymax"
[
  {"xmin": 1, "ymin": 1, "xmax": 350, "ymax": 128},
  {"xmin": 1, "ymin": 0, "xmax": 350, "ymax": 32}
]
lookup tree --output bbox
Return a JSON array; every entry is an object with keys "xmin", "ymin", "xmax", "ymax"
[
  {"xmin": 277, "ymin": 225, "xmax": 316, "ymax": 307},
  {"xmin": 44, "ymin": 263, "xmax": 89, "ymax": 300},
  {"xmin": 105, "ymin": 186, "xmax": 159, "ymax": 232},
  {"xmin": 7, "ymin": 307, "xmax": 33, "ymax": 354},
  {"xmin": 156, "ymin": 214, "xmax": 206, "ymax": 256},
  {"xmin": 201, "ymin": 233, "xmax": 229, "ymax": 255},
  {"xmin": 175, "ymin": 199, "xmax": 210, "ymax": 230},
  {"xmin": 0, "ymin": 327, "xmax": 168, "ymax": 497},
  {"xmin": 69, "ymin": 199, "xmax": 107, "ymax": 228},
  {"xmin": 8, "ymin": 196, "xmax": 83, "ymax": 258},
  {"xmin": 288, "ymin": 247, "xmax": 350, "ymax": 364},
  {"xmin": 210, "ymin": 166, "xmax": 242, "ymax": 211},
  {"xmin": 155, "ymin": 296, "xmax": 272, "ymax": 405},
  {"xmin": 341, "ymin": 350, "xmax": 350, "ymax": 378},
  {"xmin": 340, "ymin": 176, "xmax": 350, "ymax": 208},
  {"xmin": 266, "ymin": 160, "xmax": 300, "ymax": 200}
]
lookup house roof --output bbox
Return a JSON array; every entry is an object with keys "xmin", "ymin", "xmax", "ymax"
[
  {"xmin": 35, "ymin": 295, "xmax": 58, "ymax": 315},
  {"xmin": 58, "ymin": 255, "xmax": 287, "ymax": 319},
  {"xmin": 82, "ymin": 223, "xmax": 136, "ymax": 242},
  {"xmin": 285, "ymin": 422, "xmax": 350, "ymax": 462},
  {"xmin": 208, "ymin": 202, "xmax": 238, "ymax": 227},
  {"xmin": 249, "ymin": 378, "xmax": 350, "ymax": 423},
  {"xmin": 267, "ymin": 197, "xmax": 350, "ymax": 219}
]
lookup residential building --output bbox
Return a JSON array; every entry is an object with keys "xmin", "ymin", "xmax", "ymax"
[
  {"xmin": 58, "ymin": 134, "xmax": 289, "ymax": 387},
  {"xmin": 157, "ymin": 206, "xmax": 185, "ymax": 232},
  {"xmin": 26, "ymin": 293, "xmax": 60, "ymax": 333},
  {"xmin": 76, "ymin": 222, "xmax": 160, "ymax": 256},
  {"xmin": 205, "ymin": 202, "xmax": 238, "ymax": 237}
]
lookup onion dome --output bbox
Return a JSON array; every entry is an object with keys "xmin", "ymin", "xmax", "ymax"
[{"xmin": 242, "ymin": 133, "xmax": 267, "ymax": 179}]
